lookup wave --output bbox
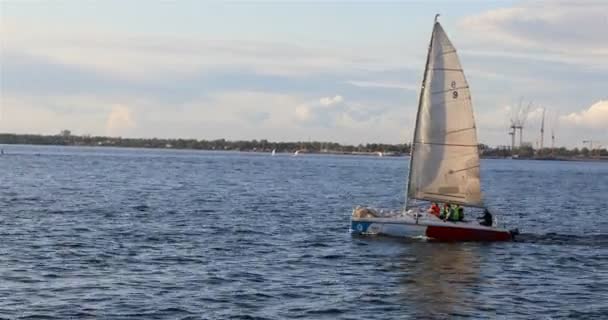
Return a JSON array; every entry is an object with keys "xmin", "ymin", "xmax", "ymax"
[{"xmin": 516, "ymin": 232, "xmax": 608, "ymax": 246}]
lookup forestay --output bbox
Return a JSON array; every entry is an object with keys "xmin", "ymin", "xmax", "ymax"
[{"xmin": 407, "ymin": 21, "xmax": 483, "ymax": 207}]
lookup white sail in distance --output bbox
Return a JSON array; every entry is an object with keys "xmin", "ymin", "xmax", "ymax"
[{"xmin": 407, "ymin": 21, "xmax": 483, "ymax": 207}]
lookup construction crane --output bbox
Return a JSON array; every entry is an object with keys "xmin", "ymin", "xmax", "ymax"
[
  {"xmin": 582, "ymin": 140, "xmax": 602, "ymax": 158},
  {"xmin": 582, "ymin": 140, "xmax": 601, "ymax": 150},
  {"xmin": 551, "ymin": 128, "xmax": 556, "ymax": 156},
  {"xmin": 508, "ymin": 120, "xmax": 516, "ymax": 151},
  {"xmin": 508, "ymin": 98, "xmax": 532, "ymax": 151},
  {"xmin": 550, "ymin": 110, "xmax": 559, "ymax": 156},
  {"xmin": 539, "ymin": 107, "xmax": 546, "ymax": 150},
  {"xmin": 583, "ymin": 140, "xmax": 598, "ymax": 149},
  {"xmin": 516, "ymin": 101, "xmax": 532, "ymax": 147}
]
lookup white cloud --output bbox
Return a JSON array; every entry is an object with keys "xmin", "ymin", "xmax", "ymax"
[
  {"xmin": 561, "ymin": 100, "xmax": 608, "ymax": 130},
  {"xmin": 345, "ymin": 80, "xmax": 418, "ymax": 91},
  {"xmin": 105, "ymin": 105, "xmax": 136, "ymax": 136},
  {"xmin": 0, "ymin": 18, "xmax": 416, "ymax": 81},
  {"xmin": 0, "ymin": 93, "xmax": 112, "ymax": 135},
  {"xmin": 184, "ymin": 91, "xmax": 406, "ymax": 144},
  {"xmin": 459, "ymin": 2, "xmax": 608, "ymax": 68},
  {"xmin": 476, "ymin": 104, "xmax": 512, "ymax": 129},
  {"xmin": 2, "ymin": 9, "xmax": 605, "ymax": 148},
  {"xmin": 526, "ymin": 107, "xmax": 546, "ymax": 122},
  {"xmin": 295, "ymin": 105, "xmax": 312, "ymax": 121},
  {"xmin": 319, "ymin": 95, "xmax": 344, "ymax": 107}
]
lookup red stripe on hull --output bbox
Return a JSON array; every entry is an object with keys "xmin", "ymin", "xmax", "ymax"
[{"xmin": 426, "ymin": 225, "xmax": 512, "ymax": 242}]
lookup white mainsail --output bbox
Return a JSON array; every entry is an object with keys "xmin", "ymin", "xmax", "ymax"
[{"xmin": 407, "ymin": 20, "xmax": 483, "ymax": 207}]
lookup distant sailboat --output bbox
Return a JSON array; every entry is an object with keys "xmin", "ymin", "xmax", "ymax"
[
  {"xmin": 271, "ymin": 149, "xmax": 276, "ymax": 156},
  {"xmin": 350, "ymin": 15, "xmax": 517, "ymax": 242}
]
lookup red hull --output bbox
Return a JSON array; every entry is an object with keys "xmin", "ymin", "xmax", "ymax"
[{"xmin": 426, "ymin": 225, "xmax": 512, "ymax": 242}]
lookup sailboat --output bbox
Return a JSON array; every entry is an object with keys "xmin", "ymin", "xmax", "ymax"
[{"xmin": 351, "ymin": 16, "xmax": 517, "ymax": 242}]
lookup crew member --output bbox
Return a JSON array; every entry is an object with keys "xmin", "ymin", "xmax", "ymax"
[
  {"xmin": 440, "ymin": 203, "xmax": 451, "ymax": 220},
  {"xmin": 478, "ymin": 209, "xmax": 493, "ymax": 226},
  {"xmin": 428, "ymin": 202, "xmax": 441, "ymax": 217}
]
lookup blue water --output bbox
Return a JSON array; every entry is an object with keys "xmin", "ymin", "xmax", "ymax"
[{"xmin": 1, "ymin": 145, "xmax": 606, "ymax": 319}]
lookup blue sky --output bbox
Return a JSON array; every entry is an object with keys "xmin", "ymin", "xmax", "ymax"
[{"xmin": 1, "ymin": 1, "xmax": 606, "ymax": 147}]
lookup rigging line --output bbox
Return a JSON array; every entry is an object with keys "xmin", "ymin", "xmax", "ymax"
[
  {"xmin": 428, "ymin": 98, "xmax": 472, "ymax": 109},
  {"xmin": 413, "ymin": 194, "xmax": 485, "ymax": 208},
  {"xmin": 414, "ymin": 141, "xmax": 478, "ymax": 147},
  {"xmin": 432, "ymin": 68, "xmax": 463, "ymax": 71},
  {"xmin": 449, "ymin": 165, "xmax": 480, "ymax": 174},
  {"xmin": 422, "ymin": 192, "xmax": 465, "ymax": 198},
  {"xmin": 431, "ymin": 86, "xmax": 469, "ymax": 94},
  {"xmin": 437, "ymin": 154, "xmax": 480, "ymax": 163},
  {"xmin": 418, "ymin": 193, "xmax": 466, "ymax": 200},
  {"xmin": 445, "ymin": 127, "xmax": 475, "ymax": 135}
]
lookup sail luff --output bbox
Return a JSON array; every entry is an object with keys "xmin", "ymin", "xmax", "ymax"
[{"xmin": 406, "ymin": 19, "xmax": 438, "ymax": 209}]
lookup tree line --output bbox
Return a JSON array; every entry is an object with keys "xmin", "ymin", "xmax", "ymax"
[
  {"xmin": 478, "ymin": 144, "xmax": 608, "ymax": 158},
  {"xmin": 0, "ymin": 133, "xmax": 410, "ymax": 154},
  {"xmin": 1, "ymin": 133, "xmax": 605, "ymax": 158}
]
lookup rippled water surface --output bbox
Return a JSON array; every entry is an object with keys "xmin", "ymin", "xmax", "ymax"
[{"xmin": 1, "ymin": 145, "xmax": 606, "ymax": 319}]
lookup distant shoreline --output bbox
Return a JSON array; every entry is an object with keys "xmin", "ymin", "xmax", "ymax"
[
  {"xmin": 2, "ymin": 144, "xmax": 607, "ymax": 162},
  {"xmin": 0, "ymin": 133, "xmax": 408, "ymax": 157},
  {"xmin": 0, "ymin": 144, "xmax": 403, "ymax": 157},
  {"xmin": 1, "ymin": 133, "xmax": 606, "ymax": 162}
]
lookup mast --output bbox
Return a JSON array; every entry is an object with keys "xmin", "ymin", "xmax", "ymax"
[
  {"xmin": 539, "ymin": 107, "xmax": 545, "ymax": 151},
  {"xmin": 405, "ymin": 14, "xmax": 439, "ymax": 209}
]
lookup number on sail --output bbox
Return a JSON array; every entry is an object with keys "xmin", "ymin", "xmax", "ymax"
[{"xmin": 452, "ymin": 91, "xmax": 458, "ymax": 99}]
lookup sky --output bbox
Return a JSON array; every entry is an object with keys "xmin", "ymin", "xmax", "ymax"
[{"xmin": 1, "ymin": 0, "xmax": 607, "ymax": 148}]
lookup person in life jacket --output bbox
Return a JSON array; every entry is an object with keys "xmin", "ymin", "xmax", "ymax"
[
  {"xmin": 428, "ymin": 202, "xmax": 441, "ymax": 218},
  {"xmin": 445, "ymin": 204, "xmax": 464, "ymax": 222},
  {"xmin": 439, "ymin": 203, "xmax": 450, "ymax": 220},
  {"xmin": 447, "ymin": 204, "xmax": 458, "ymax": 221},
  {"xmin": 455, "ymin": 204, "xmax": 464, "ymax": 221},
  {"xmin": 440, "ymin": 203, "xmax": 451, "ymax": 220}
]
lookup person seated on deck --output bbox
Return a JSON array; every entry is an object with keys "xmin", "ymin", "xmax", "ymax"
[
  {"xmin": 457, "ymin": 205, "xmax": 464, "ymax": 221},
  {"xmin": 440, "ymin": 203, "xmax": 451, "ymax": 220},
  {"xmin": 446, "ymin": 204, "xmax": 460, "ymax": 222},
  {"xmin": 428, "ymin": 202, "xmax": 441, "ymax": 217},
  {"xmin": 477, "ymin": 209, "xmax": 493, "ymax": 226}
]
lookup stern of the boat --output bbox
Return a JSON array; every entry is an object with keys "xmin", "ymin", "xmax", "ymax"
[{"xmin": 350, "ymin": 207, "xmax": 427, "ymax": 237}]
